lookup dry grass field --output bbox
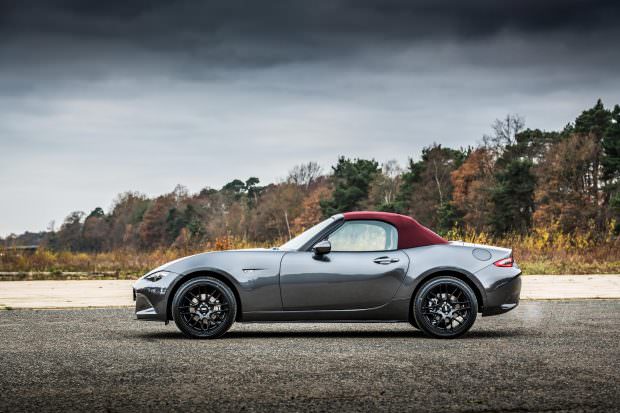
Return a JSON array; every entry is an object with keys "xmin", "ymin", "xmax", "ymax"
[{"xmin": 2, "ymin": 227, "xmax": 620, "ymax": 280}]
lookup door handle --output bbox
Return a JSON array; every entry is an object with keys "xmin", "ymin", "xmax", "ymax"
[{"xmin": 373, "ymin": 256, "xmax": 399, "ymax": 265}]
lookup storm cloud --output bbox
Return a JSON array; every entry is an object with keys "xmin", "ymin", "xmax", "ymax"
[{"xmin": 1, "ymin": 0, "xmax": 619, "ymax": 235}]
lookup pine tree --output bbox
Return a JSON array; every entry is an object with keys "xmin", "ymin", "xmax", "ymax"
[
  {"xmin": 490, "ymin": 159, "xmax": 536, "ymax": 234},
  {"xmin": 320, "ymin": 157, "xmax": 379, "ymax": 216}
]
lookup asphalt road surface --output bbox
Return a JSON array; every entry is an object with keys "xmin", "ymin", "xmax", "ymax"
[{"xmin": 1, "ymin": 300, "xmax": 619, "ymax": 412}]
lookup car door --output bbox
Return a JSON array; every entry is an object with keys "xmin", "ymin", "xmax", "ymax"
[{"xmin": 279, "ymin": 220, "xmax": 409, "ymax": 311}]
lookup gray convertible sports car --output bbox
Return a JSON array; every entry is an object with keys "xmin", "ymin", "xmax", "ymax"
[{"xmin": 133, "ymin": 211, "xmax": 521, "ymax": 339}]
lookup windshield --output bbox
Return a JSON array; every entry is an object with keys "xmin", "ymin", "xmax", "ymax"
[{"xmin": 279, "ymin": 217, "xmax": 336, "ymax": 251}]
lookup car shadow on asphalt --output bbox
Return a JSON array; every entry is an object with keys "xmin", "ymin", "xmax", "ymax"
[{"xmin": 133, "ymin": 328, "xmax": 529, "ymax": 341}]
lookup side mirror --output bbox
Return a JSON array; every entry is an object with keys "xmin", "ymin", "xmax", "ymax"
[{"xmin": 312, "ymin": 240, "xmax": 331, "ymax": 255}]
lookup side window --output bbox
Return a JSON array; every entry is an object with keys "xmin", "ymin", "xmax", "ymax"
[{"xmin": 327, "ymin": 220, "xmax": 398, "ymax": 252}]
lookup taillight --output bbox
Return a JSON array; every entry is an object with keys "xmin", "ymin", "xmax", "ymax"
[{"xmin": 493, "ymin": 257, "xmax": 514, "ymax": 267}]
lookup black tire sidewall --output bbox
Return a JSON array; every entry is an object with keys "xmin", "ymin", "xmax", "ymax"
[
  {"xmin": 172, "ymin": 276, "xmax": 237, "ymax": 339},
  {"xmin": 413, "ymin": 276, "xmax": 478, "ymax": 339}
]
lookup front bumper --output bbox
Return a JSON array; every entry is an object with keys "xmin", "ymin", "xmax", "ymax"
[
  {"xmin": 482, "ymin": 273, "xmax": 521, "ymax": 316},
  {"xmin": 133, "ymin": 274, "xmax": 175, "ymax": 322}
]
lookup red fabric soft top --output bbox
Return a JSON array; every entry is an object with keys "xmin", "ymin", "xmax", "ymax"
[{"xmin": 342, "ymin": 211, "xmax": 448, "ymax": 249}]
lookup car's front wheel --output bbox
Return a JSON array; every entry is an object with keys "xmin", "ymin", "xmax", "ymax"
[
  {"xmin": 413, "ymin": 276, "xmax": 478, "ymax": 339},
  {"xmin": 172, "ymin": 276, "xmax": 237, "ymax": 339}
]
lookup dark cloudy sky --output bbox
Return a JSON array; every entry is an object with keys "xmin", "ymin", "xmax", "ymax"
[{"xmin": 1, "ymin": 0, "xmax": 619, "ymax": 235}]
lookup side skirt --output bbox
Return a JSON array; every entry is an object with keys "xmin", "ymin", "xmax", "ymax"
[
  {"xmin": 239, "ymin": 320, "xmax": 409, "ymax": 324},
  {"xmin": 241, "ymin": 298, "xmax": 410, "ymax": 322}
]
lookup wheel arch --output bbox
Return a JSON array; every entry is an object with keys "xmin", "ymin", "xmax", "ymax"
[
  {"xmin": 166, "ymin": 270, "xmax": 243, "ymax": 322},
  {"xmin": 408, "ymin": 267, "xmax": 486, "ymax": 318}
]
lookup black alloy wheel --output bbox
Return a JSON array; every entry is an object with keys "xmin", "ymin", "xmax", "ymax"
[
  {"xmin": 413, "ymin": 276, "xmax": 478, "ymax": 338},
  {"xmin": 172, "ymin": 276, "xmax": 237, "ymax": 339}
]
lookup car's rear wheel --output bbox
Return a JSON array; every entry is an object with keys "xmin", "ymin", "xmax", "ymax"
[
  {"xmin": 413, "ymin": 276, "xmax": 478, "ymax": 339},
  {"xmin": 172, "ymin": 276, "xmax": 237, "ymax": 339}
]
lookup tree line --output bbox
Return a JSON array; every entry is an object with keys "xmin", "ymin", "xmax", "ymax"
[{"xmin": 3, "ymin": 100, "xmax": 620, "ymax": 252}]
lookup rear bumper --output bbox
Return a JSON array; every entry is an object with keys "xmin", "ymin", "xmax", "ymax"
[{"xmin": 482, "ymin": 273, "xmax": 521, "ymax": 317}]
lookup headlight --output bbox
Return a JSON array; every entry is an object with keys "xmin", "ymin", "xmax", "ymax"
[{"xmin": 144, "ymin": 270, "xmax": 172, "ymax": 282}]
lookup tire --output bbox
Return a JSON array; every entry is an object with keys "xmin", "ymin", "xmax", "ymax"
[
  {"xmin": 172, "ymin": 276, "xmax": 237, "ymax": 339},
  {"xmin": 413, "ymin": 276, "xmax": 478, "ymax": 339}
]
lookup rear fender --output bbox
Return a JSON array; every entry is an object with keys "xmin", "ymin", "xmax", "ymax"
[{"xmin": 402, "ymin": 266, "xmax": 487, "ymax": 311}]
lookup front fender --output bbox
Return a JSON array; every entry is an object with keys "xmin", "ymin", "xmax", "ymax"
[
  {"xmin": 163, "ymin": 266, "xmax": 242, "ymax": 320},
  {"xmin": 161, "ymin": 250, "xmax": 286, "ymax": 317}
]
